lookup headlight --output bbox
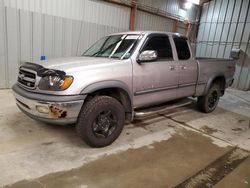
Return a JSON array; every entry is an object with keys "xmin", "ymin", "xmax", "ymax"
[{"xmin": 38, "ymin": 75, "xmax": 73, "ymax": 91}]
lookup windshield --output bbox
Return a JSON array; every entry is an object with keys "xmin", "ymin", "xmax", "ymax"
[{"xmin": 82, "ymin": 34, "xmax": 141, "ymax": 59}]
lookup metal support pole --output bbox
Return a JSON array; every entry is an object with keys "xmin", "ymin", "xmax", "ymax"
[
  {"xmin": 185, "ymin": 22, "xmax": 190, "ymax": 37},
  {"xmin": 129, "ymin": 0, "xmax": 137, "ymax": 31}
]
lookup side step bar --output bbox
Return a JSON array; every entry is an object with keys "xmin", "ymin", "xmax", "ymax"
[{"xmin": 134, "ymin": 98, "xmax": 193, "ymax": 117}]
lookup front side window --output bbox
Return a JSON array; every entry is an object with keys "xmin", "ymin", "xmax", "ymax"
[
  {"xmin": 142, "ymin": 35, "xmax": 173, "ymax": 60},
  {"xmin": 173, "ymin": 37, "xmax": 191, "ymax": 60},
  {"xmin": 83, "ymin": 34, "xmax": 141, "ymax": 59}
]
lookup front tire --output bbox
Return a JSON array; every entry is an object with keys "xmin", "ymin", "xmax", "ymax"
[
  {"xmin": 197, "ymin": 84, "xmax": 221, "ymax": 113},
  {"xmin": 76, "ymin": 96, "xmax": 125, "ymax": 148}
]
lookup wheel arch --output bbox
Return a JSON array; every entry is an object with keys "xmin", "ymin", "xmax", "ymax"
[
  {"xmin": 80, "ymin": 81, "xmax": 133, "ymax": 121},
  {"xmin": 204, "ymin": 74, "xmax": 226, "ymax": 96}
]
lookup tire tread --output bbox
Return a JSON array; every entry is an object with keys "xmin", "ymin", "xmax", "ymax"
[
  {"xmin": 197, "ymin": 84, "xmax": 220, "ymax": 113},
  {"xmin": 76, "ymin": 95, "xmax": 125, "ymax": 147}
]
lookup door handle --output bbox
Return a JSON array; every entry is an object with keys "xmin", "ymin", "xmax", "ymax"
[
  {"xmin": 180, "ymin": 66, "xmax": 187, "ymax": 70},
  {"xmin": 169, "ymin": 66, "xmax": 176, "ymax": 70}
]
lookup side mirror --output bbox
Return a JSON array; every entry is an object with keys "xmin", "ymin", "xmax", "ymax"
[
  {"xmin": 230, "ymin": 48, "xmax": 241, "ymax": 60},
  {"xmin": 137, "ymin": 50, "xmax": 158, "ymax": 63}
]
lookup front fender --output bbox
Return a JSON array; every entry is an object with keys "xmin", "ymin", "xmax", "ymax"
[{"xmin": 80, "ymin": 80, "xmax": 133, "ymax": 104}]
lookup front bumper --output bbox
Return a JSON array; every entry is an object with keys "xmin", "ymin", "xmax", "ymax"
[{"xmin": 12, "ymin": 84, "xmax": 86, "ymax": 125}]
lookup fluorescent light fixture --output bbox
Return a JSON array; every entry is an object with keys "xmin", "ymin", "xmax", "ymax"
[{"xmin": 184, "ymin": 2, "xmax": 192, "ymax": 9}]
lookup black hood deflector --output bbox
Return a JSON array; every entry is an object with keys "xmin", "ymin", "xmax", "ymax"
[{"xmin": 20, "ymin": 62, "xmax": 66, "ymax": 77}]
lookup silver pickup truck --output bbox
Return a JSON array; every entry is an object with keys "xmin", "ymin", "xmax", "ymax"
[{"xmin": 13, "ymin": 31, "xmax": 236, "ymax": 147}]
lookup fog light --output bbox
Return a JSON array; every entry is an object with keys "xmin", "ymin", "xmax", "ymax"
[{"xmin": 36, "ymin": 105, "xmax": 49, "ymax": 114}]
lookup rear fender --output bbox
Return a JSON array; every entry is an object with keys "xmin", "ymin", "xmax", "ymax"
[{"xmin": 203, "ymin": 74, "xmax": 225, "ymax": 95}]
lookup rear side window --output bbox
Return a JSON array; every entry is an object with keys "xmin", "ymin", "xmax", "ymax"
[
  {"xmin": 143, "ymin": 36, "xmax": 173, "ymax": 60},
  {"xmin": 173, "ymin": 37, "xmax": 191, "ymax": 60}
]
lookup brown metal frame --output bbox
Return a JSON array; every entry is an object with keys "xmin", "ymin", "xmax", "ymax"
[{"xmin": 129, "ymin": 0, "xmax": 137, "ymax": 30}]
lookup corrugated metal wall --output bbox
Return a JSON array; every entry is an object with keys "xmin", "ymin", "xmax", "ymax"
[
  {"xmin": 135, "ymin": 10, "xmax": 174, "ymax": 31},
  {"xmin": 196, "ymin": 0, "xmax": 250, "ymax": 90},
  {"xmin": 0, "ymin": 0, "xmax": 130, "ymax": 29},
  {"xmin": 138, "ymin": 0, "xmax": 179, "ymax": 16},
  {"xmin": 137, "ymin": 0, "xmax": 199, "ymax": 22},
  {"xmin": 176, "ymin": 22, "xmax": 187, "ymax": 35},
  {"xmin": 135, "ymin": 10, "xmax": 187, "ymax": 35},
  {"xmin": 0, "ymin": 0, "xmax": 130, "ymax": 88}
]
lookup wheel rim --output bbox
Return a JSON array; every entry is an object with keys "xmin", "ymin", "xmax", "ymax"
[
  {"xmin": 208, "ymin": 90, "xmax": 218, "ymax": 109},
  {"xmin": 92, "ymin": 110, "xmax": 118, "ymax": 138}
]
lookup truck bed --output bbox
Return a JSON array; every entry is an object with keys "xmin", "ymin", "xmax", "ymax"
[{"xmin": 195, "ymin": 57, "xmax": 236, "ymax": 96}]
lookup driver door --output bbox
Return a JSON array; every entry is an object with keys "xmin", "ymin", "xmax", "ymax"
[{"xmin": 133, "ymin": 34, "xmax": 179, "ymax": 108}]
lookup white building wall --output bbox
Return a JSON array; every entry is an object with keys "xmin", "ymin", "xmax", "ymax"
[
  {"xmin": 0, "ymin": 0, "xmax": 130, "ymax": 88},
  {"xmin": 0, "ymin": 0, "xmax": 130, "ymax": 29}
]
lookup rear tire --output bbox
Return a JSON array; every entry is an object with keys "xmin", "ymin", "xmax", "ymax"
[
  {"xmin": 76, "ymin": 96, "xmax": 125, "ymax": 148},
  {"xmin": 197, "ymin": 83, "xmax": 221, "ymax": 113}
]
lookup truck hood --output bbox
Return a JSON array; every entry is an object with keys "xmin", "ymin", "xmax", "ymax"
[{"xmin": 33, "ymin": 56, "xmax": 120, "ymax": 72}]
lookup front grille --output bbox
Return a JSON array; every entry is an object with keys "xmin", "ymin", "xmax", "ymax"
[{"xmin": 18, "ymin": 68, "xmax": 36, "ymax": 89}]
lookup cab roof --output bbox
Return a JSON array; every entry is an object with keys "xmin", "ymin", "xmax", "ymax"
[{"xmin": 109, "ymin": 31, "xmax": 186, "ymax": 38}]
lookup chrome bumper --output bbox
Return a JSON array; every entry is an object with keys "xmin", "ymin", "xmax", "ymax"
[{"xmin": 12, "ymin": 84, "xmax": 85, "ymax": 125}]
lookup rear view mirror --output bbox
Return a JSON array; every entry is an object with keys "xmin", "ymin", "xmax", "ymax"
[
  {"xmin": 137, "ymin": 50, "xmax": 158, "ymax": 63},
  {"xmin": 230, "ymin": 48, "xmax": 241, "ymax": 60}
]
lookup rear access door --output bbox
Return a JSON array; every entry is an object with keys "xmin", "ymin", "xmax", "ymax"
[{"xmin": 172, "ymin": 36, "xmax": 198, "ymax": 98}]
